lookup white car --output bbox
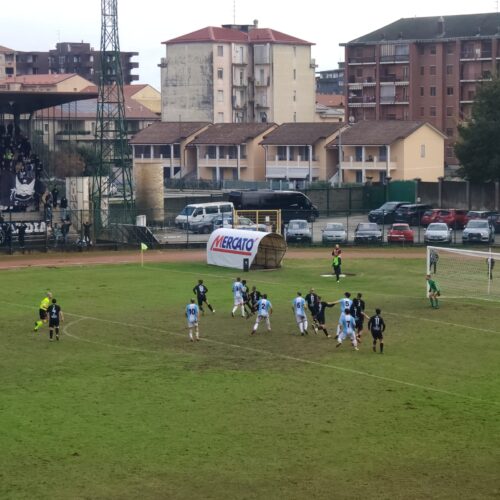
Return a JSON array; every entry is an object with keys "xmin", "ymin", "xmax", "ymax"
[
  {"xmin": 462, "ymin": 220, "xmax": 495, "ymax": 244},
  {"xmin": 424, "ymin": 223, "xmax": 452, "ymax": 244},
  {"xmin": 213, "ymin": 214, "xmax": 268, "ymax": 232},
  {"xmin": 322, "ymin": 223, "xmax": 347, "ymax": 243}
]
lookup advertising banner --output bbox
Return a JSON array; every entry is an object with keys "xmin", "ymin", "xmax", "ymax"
[{"xmin": 207, "ymin": 228, "xmax": 269, "ymax": 269}]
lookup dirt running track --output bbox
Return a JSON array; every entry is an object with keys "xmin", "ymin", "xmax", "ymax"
[{"xmin": 0, "ymin": 247, "xmax": 425, "ymax": 270}]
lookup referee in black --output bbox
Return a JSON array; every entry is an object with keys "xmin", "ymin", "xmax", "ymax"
[
  {"xmin": 367, "ymin": 308, "xmax": 386, "ymax": 354},
  {"xmin": 47, "ymin": 298, "xmax": 64, "ymax": 341}
]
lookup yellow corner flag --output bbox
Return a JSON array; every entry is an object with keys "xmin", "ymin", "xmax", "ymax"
[{"xmin": 140, "ymin": 243, "xmax": 148, "ymax": 251}]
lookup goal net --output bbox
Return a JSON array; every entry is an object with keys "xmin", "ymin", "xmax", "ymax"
[{"xmin": 426, "ymin": 246, "xmax": 500, "ymax": 301}]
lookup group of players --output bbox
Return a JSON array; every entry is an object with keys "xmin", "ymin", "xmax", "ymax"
[{"xmin": 186, "ymin": 277, "xmax": 387, "ymax": 353}]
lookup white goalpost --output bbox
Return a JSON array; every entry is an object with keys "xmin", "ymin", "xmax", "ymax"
[{"xmin": 426, "ymin": 246, "xmax": 500, "ymax": 301}]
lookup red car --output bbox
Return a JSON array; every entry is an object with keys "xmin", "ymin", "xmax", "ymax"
[
  {"xmin": 421, "ymin": 209, "xmax": 440, "ymax": 227},
  {"xmin": 387, "ymin": 223, "xmax": 414, "ymax": 243},
  {"xmin": 435, "ymin": 209, "xmax": 468, "ymax": 229}
]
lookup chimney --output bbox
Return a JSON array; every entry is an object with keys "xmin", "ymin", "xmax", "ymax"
[
  {"xmin": 438, "ymin": 16, "xmax": 445, "ymax": 36},
  {"xmin": 253, "ymin": 19, "xmax": 258, "ymax": 28}
]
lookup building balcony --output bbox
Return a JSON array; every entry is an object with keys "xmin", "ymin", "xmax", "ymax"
[
  {"xmin": 380, "ymin": 96, "xmax": 409, "ymax": 105},
  {"xmin": 348, "ymin": 79, "xmax": 375, "ymax": 87},
  {"xmin": 460, "ymin": 50, "xmax": 492, "ymax": 61},
  {"xmin": 255, "ymin": 102, "xmax": 269, "ymax": 109},
  {"xmin": 348, "ymin": 96, "xmax": 376, "ymax": 107},
  {"xmin": 379, "ymin": 55, "xmax": 409, "ymax": 64},
  {"xmin": 460, "ymin": 73, "xmax": 492, "ymax": 82},
  {"xmin": 380, "ymin": 76, "xmax": 409, "ymax": 84},
  {"xmin": 266, "ymin": 163, "xmax": 320, "ymax": 179},
  {"xmin": 198, "ymin": 157, "xmax": 248, "ymax": 168},
  {"xmin": 232, "ymin": 59, "xmax": 248, "ymax": 66},
  {"xmin": 347, "ymin": 56, "xmax": 376, "ymax": 65},
  {"xmin": 255, "ymin": 77, "xmax": 270, "ymax": 87},
  {"xmin": 340, "ymin": 159, "xmax": 397, "ymax": 171}
]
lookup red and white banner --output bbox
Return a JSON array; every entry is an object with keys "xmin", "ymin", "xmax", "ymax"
[{"xmin": 207, "ymin": 228, "xmax": 269, "ymax": 269}]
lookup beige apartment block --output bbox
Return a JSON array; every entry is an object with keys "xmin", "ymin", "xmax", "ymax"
[
  {"xmin": 188, "ymin": 123, "xmax": 277, "ymax": 181},
  {"xmin": 260, "ymin": 122, "xmax": 343, "ymax": 182},
  {"xmin": 0, "ymin": 73, "xmax": 93, "ymax": 92},
  {"xmin": 327, "ymin": 120, "xmax": 445, "ymax": 184},
  {"xmin": 161, "ymin": 22, "xmax": 316, "ymax": 124}
]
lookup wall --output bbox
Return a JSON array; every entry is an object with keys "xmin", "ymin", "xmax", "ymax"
[
  {"xmin": 162, "ymin": 44, "xmax": 214, "ymax": 122},
  {"xmin": 132, "ymin": 85, "xmax": 161, "ymax": 114}
]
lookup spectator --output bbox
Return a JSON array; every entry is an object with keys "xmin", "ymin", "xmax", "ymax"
[
  {"xmin": 51, "ymin": 186, "xmax": 59, "ymax": 208},
  {"xmin": 83, "ymin": 220, "xmax": 92, "ymax": 246},
  {"xmin": 61, "ymin": 216, "xmax": 72, "ymax": 246},
  {"xmin": 17, "ymin": 222, "xmax": 27, "ymax": 252}
]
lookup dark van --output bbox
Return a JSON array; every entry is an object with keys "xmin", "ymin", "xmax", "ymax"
[{"xmin": 228, "ymin": 190, "xmax": 319, "ymax": 223}]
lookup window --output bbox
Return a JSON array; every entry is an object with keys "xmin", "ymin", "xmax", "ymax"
[
  {"xmin": 430, "ymin": 107, "xmax": 436, "ymax": 117},
  {"xmin": 446, "ymin": 106, "xmax": 453, "ymax": 117},
  {"xmin": 217, "ymin": 90, "xmax": 224, "ymax": 102},
  {"xmin": 446, "ymin": 147, "xmax": 454, "ymax": 158},
  {"xmin": 293, "ymin": 90, "xmax": 296, "ymax": 102},
  {"xmin": 430, "ymin": 86, "xmax": 436, "ymax": 96},
  {"xmin": 430, "ymin": 45, "xmax": 436, "ymax": 55},
  {"xmin": 217, "ymin": 68, "xmax": 223, "ymax": 80},
  {"xmin": 217, "ymin": 45, "xmax": 223, "ymax": 57},
  {"xmin": 420, "ymin": 145, "xmax": 426, "ymax": 158},
  {"xmin": 446, "ymin": 65, "xmax": 453, "ymax": 75},
  {"xmin": 355, "ymin": 170, "xmax": 363, "ymax": 183},
  {"xmin": 420, "ymin": 107, "xmax": 425, "ymax": 117},
  {"xmin": 446, "ymin": 128, "xmax": 454, "ymax": 137},
  {"xmin": 293, "ymin": 69, "xmax": 296, "ymax": 80},
  {"xmin": 420, "ymin": 87, "xmax": 424, "ymax": 96},
  {"xmin": 356, "ymin": 68, "xmax": 363, "ymax": 77},
  {"xmin": 420, "ymin": 66, "xmax": 425, "ymax": 76},
  {"xmin": 430, "ymin": 66, "xmax": 436, "ymax": 75},
  {"xmin": 447, "ymin": 43, "xmax": 454, "ymax": 55},
  {"xmin": 447, "ymin": 87, "xmax": 454, "ymax": 96},
  {"xmin": 418, "ymin": 45, "xmax": 425, "ymax": 55}
]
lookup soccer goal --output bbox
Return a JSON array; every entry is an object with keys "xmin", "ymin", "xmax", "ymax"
[{"xmin": 426, "ymin": 246, "xmax": 500, "ymax": 301}]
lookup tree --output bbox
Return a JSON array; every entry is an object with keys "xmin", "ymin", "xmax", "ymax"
[{"xmin": 455, "ymin": 78, "xmax": 500, "ymax": 182}]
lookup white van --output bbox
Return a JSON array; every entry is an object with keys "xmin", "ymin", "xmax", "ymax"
[{"xmin": 175, "ymin": 201, "xmax": 234, "ymax": 228}]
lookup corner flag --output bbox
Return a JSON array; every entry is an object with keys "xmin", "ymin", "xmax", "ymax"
[{"xmin": 140, "ymin": 243, "xmax": 148, "ymax": 251}]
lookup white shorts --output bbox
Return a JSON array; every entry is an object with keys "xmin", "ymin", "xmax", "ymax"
[
  {"xmin": 295, "ymin": 314, "xmax": 306, "ymax": 324},
  {"xmin": 234, "ymin": 296, "xmax": 243, "ymax": 306},
  {"xmin": 256, "ymin": 314, "xmax": 269, "ymax": 323},
  {"xmin": 338, "ymin": 330, "xmax": 355, "ymax": 342},
  {"xmin": 187, "ymin": 320, "xmax": 198, "ymax": 329}
]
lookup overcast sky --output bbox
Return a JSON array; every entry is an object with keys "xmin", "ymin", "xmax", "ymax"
[{"xmin": 2, "ymin": 0, "xmax": 497, "ymax": 88}]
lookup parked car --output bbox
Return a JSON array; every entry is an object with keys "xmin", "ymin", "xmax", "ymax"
[
  {"xmin": 368, "ymin": 201, "xmax": 409, "ymax": 224},
  {"xmin": 175, "ymin": 201, "xmax": 234, "ymax": 229},
  {"xmin": 354, "ymin": 222, "xmax": 382, "ymax": 243},
  {"xmin": 488, "ymin": 212, "xmax": 500, "ymax": 232},
  {"xmin": 394, "ymin": 203, "xmax": 433, "ymax": 225},
  {"xmin": 424, "ymin": 223, "xmax": 452, "ymax": 244},
  {"xmin": 464, "ymin": 210, "xmax": 497, "ymax": 226},
  {"xmin": 189, "ymin": 213, "xmax": 219, "ymax": 234},
  {"xmin": 421, "ymin": 209, "xmax": 440, "ymax": 227},
  {"xmin": 387, "ymin": 223, "xmax": 414, "ymax": 243},
  {"xmin": 322, "ymin": 223, "xmax": 347, "ymax": 243},
  {"xmin": 213, "ymin": 214, "xmax": 267, "ymax": 232},
  {"xmin": 462, "ymin": 219, "xmax": 495, "ymax": 244},
  {"xmin": 435, "ymin": 209, "xmax": 468, "ymax": 229},
  {"xmin": 286, "ymin": 219, "xmax": 312, "ymax": 242}
]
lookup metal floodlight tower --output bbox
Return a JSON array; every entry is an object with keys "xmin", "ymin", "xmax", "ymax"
[{"xmin": 93, "ymin": 0, "xmax": 134, "ymax": 227}]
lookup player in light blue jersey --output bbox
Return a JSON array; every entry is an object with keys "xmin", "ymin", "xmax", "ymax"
[
  {"xmin": 334, "ymin": 292, "xmax": 353, "ymax": 336},
  {"xmin": 251, "ymin": 294, "xmax": 272, "ymax": 335},
  {"xmin": 231, "ymin": 277, "xmax": 246, "ymax": 318},
  {"xmin": 336, "ymin": 308, "xmax": 358, "ymax": 351},
  {"xmin": 186, "ymin": 298, "xmax": 200, "ymax": 342},
  {"xmin": 292, "ymin": 292, "xmax": 309, "ymax": 336}
]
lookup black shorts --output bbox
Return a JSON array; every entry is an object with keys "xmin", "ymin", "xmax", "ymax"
[
  {"xmin": 39, "ymin": 309, "xmax": 47, "ymax": 320},
  {"xmin": 356, "ymin": 318, "xmax": 364, "ymax": 330},
  {"xmin": 315, "ymin": 314, "xmax": 325, "ymax": 325},
  {"xmin": 197, "ymin": 296, "xmax": 207, "ymax": 306},
  {"xmin": 371, "ymin": 330, "xmax": 383, "ymax": 340},
  {"xmin": 49, "ymin": 319, "xmax": 59, "ymax": 328}
]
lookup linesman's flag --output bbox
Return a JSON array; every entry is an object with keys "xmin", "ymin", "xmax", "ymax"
[{"xmin": 140, "ymin": 243, "xmax": 148, "ymax": 251}]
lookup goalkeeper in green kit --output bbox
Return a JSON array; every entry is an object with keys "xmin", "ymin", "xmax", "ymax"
[{"xmin": 426, "ymin": 274, "xmax": 440, "ymax": 308}]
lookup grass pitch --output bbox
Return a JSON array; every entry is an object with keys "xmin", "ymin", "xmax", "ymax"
[{"xmin": 1, "ymin": 252, "xmax": 499, "ymax": 499}]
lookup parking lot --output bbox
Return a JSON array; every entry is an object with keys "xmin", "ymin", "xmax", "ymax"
[{"xmin": 152, "ymin": 213, "xmax": 499, "ymax": 247}]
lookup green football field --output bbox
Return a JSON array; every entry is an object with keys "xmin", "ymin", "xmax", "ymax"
[{"xmin": 1, "ymin": 252, "xmax": 499, "ymax": 499}]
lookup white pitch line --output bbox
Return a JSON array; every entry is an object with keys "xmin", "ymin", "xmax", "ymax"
[{"xmin": 55, "ymin": 310, "xmax": 498, "ymax": 407}]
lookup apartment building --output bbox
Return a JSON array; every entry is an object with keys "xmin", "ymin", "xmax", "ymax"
[
  {"xmin": 0, "ymin": 46, "xmax": 16, "ymax": 79},
  {"xmin": 161, "ymin": 21, "xmax": 316, "ymax": 124},
  {"xmin": 342, "ymin": 12, "xmax": 500, "ymax": 168},
  {"xmin": 12, "ymin": 42, "xmax": 139, "ymax": 85}
]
